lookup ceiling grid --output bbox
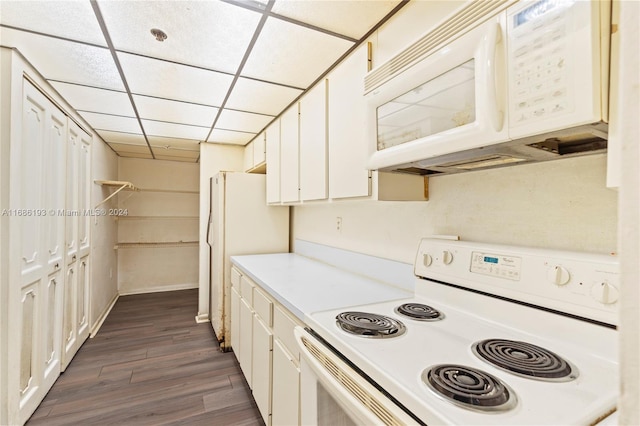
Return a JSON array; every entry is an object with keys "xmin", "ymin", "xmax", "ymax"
[{"xmin": 0, "ymin": 0, "xmax": 407, "ymax": 162}]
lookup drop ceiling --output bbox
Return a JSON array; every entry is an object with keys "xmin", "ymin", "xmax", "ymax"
[{"xmin": 0, "ymin": 0, "xmax": 404, "ymax": 162}]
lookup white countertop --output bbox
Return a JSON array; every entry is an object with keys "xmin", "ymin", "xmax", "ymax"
[{"xmin": 230, "ymin": 252, "xmax": 412, "ymax": 321}]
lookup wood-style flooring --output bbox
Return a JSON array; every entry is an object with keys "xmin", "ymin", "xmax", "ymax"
[{"xmin": 27, "ymin": 289, "xmax": 265, "ymax": 426}]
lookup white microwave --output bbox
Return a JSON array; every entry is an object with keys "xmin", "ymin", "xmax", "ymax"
[{"xmin": 366, "ymin": 0, "xmax": 611, "ymax": 175}]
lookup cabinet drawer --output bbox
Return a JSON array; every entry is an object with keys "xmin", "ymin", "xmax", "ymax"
[
  {"xmin": 273, "ymin": 305, "xmax": 302, "ymax": 362},
  {"xmin": 253, "ymin": 287, "xmax": 273, "ymax": 326},
  {"xmin": 231, "ymin": 267, "xmax": 242, "ymax": 289},
  {"xmin": 240, "ymin": 276, "xmax": 254, "ymax": 303}
]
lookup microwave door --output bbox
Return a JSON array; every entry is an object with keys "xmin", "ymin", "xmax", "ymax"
[{"xmin": 366, "ymin": 13, "xmax": 509, "ymax": 171}]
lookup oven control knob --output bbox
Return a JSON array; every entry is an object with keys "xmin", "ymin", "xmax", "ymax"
[
  {"xmin": 441, "ymin": 250, "xmax": 454, "ymax": 265},
  {"xmin": 547, "ymin": 265, "xmax": 571, "ymax": 286},
  {"xmin": 590, "ymin": 282, "xmax": 619, "ymax": 305},
  {"xmin": 422, "ymin": 254, "xmax": 433, "ymax": 267}
]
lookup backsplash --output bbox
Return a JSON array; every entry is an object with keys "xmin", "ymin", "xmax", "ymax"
[{"xmin": 292, "ymin": 154, "xmax": 617, "ymax": 264}]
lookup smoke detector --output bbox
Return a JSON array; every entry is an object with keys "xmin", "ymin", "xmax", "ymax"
[{"xmin": 150, "ymin": 28, "xmax": 168, "ymax": 42}]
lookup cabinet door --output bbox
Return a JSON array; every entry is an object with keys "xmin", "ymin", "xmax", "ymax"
[
  {"xmin": 78, "ymin": 132, "xmax": 91, "ymax": 256},
  {"xmin": 254, "ymin": 132, "xmax": 266, "ymax": 166},
  {"xmin": 76, "ymin": 256, "xmax": 90, "ymax": 342},
  {"xmin": 328, "ymin": 43, "xmax": 371, "ymax": 199},
  {"xmin": 230, "ymin": 286, "xmax": 241, "ymax": 362},
  {"xmin": 266, "ymin": 119, "xmax": 281, "ymax": 204},
  {"xmin": 272, "ymin": 339, "xmax": 300, "ymax": 426},
  {"xmin": 253, "ymin": 316, "xmax": 273, "ymax": 425},
  {"xmin": 42, "ymin": 271, "xmax": 63, "ymax": 390},
  {"xmin": 12, "ymin": 81, "xmax": 66, "ymax": 424},
  {"xmin": 239, "ymin": 297, "xmax": 253, "ymax": 387},
  {"xmin": 280, "ymin": 104, "xmax": 300, "ymax": 203},
  {"xmin": 299, "ymin": 80, "xmax": 328, "ymax": 201},
  {"xmin": 244, "ymin": 141, "xmax": 254, "ymax": 171},
  {"xmin": 61, "ymin": 262, "xmax": 77, "ymax": 370},
  {"xmin": 44, "ymin": 110, "xmax": 67, "ymax": 270},
  {"xmin": 65, "ymin": 124, "xmax": 80, "ymax": 264}
]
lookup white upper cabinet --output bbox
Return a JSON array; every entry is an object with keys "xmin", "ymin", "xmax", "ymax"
[
  {"xmin": 265, "ymin": 119, "xmax": 281, "ymax": 204},
  {"xmin": 244, "ymin": 131, "xmax": 267, "ymax": 173},
  {"xmin": 279, "ymin": 104, "xmax": 300, "ymax": 203},
  {"xmin": 327, "ymin": 43, "xmax": 371, "ymax": 199},
  {"xmin": 244, "ymin": 140, "xmax": 254, "ymax": 172},
  {"xmin": 253, "ymin": 131, "xmax": 266, "ymax": 167},
  {"xmin": 299, "ymin": 79, "xmax": 328, "ymax": 201}
]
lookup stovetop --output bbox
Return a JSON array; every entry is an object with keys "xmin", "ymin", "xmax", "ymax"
[{"xmin": 304, "ymin": 239, "xmax": 619, "ymax": 425}]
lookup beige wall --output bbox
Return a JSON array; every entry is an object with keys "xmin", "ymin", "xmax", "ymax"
[
  {"xmin": 117, "ymin": 157, "xmax": 199, "ymax": 294},
  {"xmin": 293, "ymin": 155, "xmax": 618, "ymax": 263},
  {"xmin": 89, "ymin": 137, "xmax": 119, "ymax": 333},
  {"xmin": 197, "ymin": 143, "xmax": 244, "ymax": 321}
]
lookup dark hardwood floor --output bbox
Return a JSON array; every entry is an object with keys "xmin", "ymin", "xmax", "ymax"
[{"xmin": 27, "ymin": 289, "xmax": 265, "ymax": 426}]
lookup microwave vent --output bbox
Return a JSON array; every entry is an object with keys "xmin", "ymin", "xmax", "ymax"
[
  {"xmin": 440, "ymin": 155, "xmax": 527, "ymax": 170},
  {"xmin": 528, "ymin": 137, "xmax": 607, "ymax": 156},
  {"xmin": 364, "ymin": 0, "xmax": 510, "ymax": 94}
]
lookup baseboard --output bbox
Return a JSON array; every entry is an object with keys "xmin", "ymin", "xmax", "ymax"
[
  {"xmin": 195, "ymin": 313, "xmax": 209, "ymax": 323},
  {"xmin": 90, "ymin": 292, "xmax": 119, "ymax": 338},
  {"xmin": 118, "ymin": 283, "xmax": 198, "ymax": 296}
]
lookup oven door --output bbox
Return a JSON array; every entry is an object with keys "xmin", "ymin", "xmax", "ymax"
[{"xmin": 294, "ymin": 327, "xmax": 420, "ymax": 426}]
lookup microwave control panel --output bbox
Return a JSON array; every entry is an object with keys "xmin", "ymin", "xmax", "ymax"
[{"xmin": 507, "ymin": 0, "xmax": 575, "ymax": 127}]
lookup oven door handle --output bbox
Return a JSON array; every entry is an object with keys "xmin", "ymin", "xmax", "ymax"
[{"xmin": 294, "ymin": 326, "xmax": 420, "ymax": 426}]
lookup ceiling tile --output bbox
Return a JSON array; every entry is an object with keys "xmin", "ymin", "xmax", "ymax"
[
  {"xmin": 0, "ymin": 1, "xmax": 107, "ymax": 46},
  {"xmin": 206, "ymin": 129, "xmax": 255, "ymax": 145},
  {"xmin": 226, "ymin": 77, "xmax": 302, "ymax": 116},
  {"xmin": 81, "ymin": 112, "xmax": 142, "ymax": 134},
  {"xmin": 216, "ymin": 109, "xmax": 273, "ymax": 133},
  {"xmin": 154, "ymin": 153, "xmax": 198, "ymax": 162},
  {"xmin": 51, "ymin": 82, "xmax": 134, "ymax": 117},
  {"xmin": 154, "ymin": 149, "xmax": 199, "ymax": 158},
  {"xmin": 241, "ymin": 17, "xmax": 354, "ymax": 88},
  {"xmin": 98, "ymin": 0, "xmax": 261, "ymax": 74},
  {"xmin": 96, "ymin": 130, "xmax": 147, "ymax": 146},
  {"xmin": 118, "ymin": 52, "xmax": 233, "ymax": 106},
  {"xmin": 148, "ymin": 136, "xmax": 200, "ymax": 151},
  {"xmin": 271, "ymin": 1, "xmax": 401, "ymax": 40},
  {"xmin": 118, "ymin": 151, "xmax": 154, "ymax": 160},
  {"xmin": 108, "ymin": 143, "xmax": 152, "ymax": 155},
  {"xmin": 133, "ymin": 95, "xmax": 218, "ymax": 127},
  {"xmin": 0, "ymin": 28, "xmax": 124, "ymax": 90},
  {"xmin": 141, "ymin": 120, "xmax": 209, "ymax": 141}
]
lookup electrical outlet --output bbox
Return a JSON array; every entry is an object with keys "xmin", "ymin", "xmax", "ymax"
[{"xmin": 336, "ymin": 216, "xmax": 342, "ymax": 232}]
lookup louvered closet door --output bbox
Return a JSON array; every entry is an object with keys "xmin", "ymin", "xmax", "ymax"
[{"xmin": 10, "ymin": 80, "xmax": 67, "ymax": 425}]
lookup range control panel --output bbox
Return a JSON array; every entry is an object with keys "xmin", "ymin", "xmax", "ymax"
[
  {"xmin": 470, "ymin": 252, "xmax": 522, "ymax": 281},
  {"xmin": 414, "ymin": 238, "xmax": 620, "ymax": 326}
]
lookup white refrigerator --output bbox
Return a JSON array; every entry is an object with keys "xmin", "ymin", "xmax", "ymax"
[{"xmin": 207, "ymin": 171, "xmax": 289, "ymax": 351}]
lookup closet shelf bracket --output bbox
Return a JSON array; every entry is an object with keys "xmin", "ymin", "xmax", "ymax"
[{"xmin": 94, "ymin": 180, "xmax": 140, "ymax": 208}]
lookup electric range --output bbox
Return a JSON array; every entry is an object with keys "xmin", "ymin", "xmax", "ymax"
[{"xmin": 303, "ymin": 238, "xmax": 619, "ymax": 425}]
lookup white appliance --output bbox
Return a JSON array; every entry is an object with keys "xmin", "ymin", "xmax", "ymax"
[
  {"xmin": 297, "ymin": 238, "xmax": 619, "ymax": 425},
  {"xmin": 366, "ymin": 0, "xmax": 611, "ymax": 175},
  {"xmin": 207, "ymin": 172, "xmax": 289, "ymax": 351}
]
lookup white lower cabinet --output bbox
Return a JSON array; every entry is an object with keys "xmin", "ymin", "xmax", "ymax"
[
  {"xmin": 239, "ymin": 296, "xmax": 254, "ymax": 386},
  {"xmin": 230, "ymin": 267, "xmax": 302, "ymax": 425},
  {"xmin": 231, "ymin": 286, "xmax": 241, "ymax": 362},
  {"xmin": 253, "ymin": 316, "xmax": 273, "ymax": 425},
  {"xmin": 272, "ymin": 339, "xmax": 300, "ymax": 426}
]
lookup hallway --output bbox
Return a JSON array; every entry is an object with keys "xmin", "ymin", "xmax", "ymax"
[{"xmin": 26, "ymin": 289, "xmax": 264, "ymax": 425}]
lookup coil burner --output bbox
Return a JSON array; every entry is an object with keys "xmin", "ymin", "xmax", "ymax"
[
  {"xmin": 472, "ymin": 339, "xmax": 577, "ymax": 381},
  {"xmin": 395, "ymin": 303, "xmax": 444, "ymax": 321},
  {"xmin": 336, "ymin": 311, "xmax": 406, "ymax": 338},
  {"xmin": 422, "ymin": 364, "xmax": 516, "ymax": 412}
]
